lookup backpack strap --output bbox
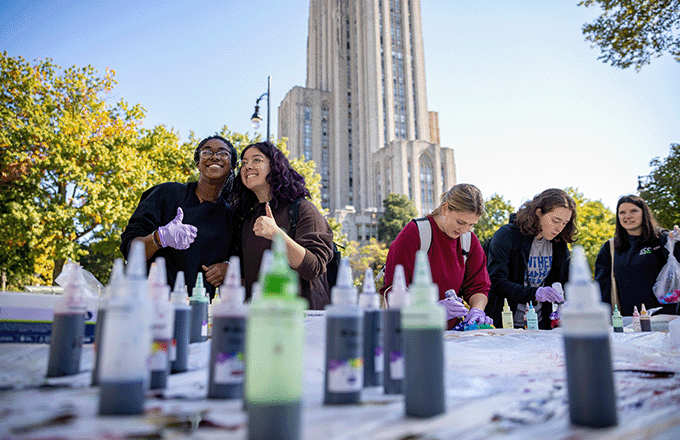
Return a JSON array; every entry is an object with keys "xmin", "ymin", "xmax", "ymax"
[
  {"xmin": 288, "ymin": 198, "xmax": 303, "ymax": 238},
  {"xmin": 413, "ymin": 218, "xmax": 432, "ymax": 254}
]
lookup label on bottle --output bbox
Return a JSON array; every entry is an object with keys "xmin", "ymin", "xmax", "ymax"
[
  {"xmin": 201, "ymin": 320, "xmax": 208, "ymax": 337},
  {"xmin": 389, "ymin": 351, "xmax": 405, "ymax": 379},
  {"xmin": 150, "ymin": 341, "xmax": 169, "ymax": 371},
  {"xmin": 214, "ymin": 351, "xmax": 245, "ymax": 384},
  {"xmin": 327, "ymin": 358, "xmax": 363, "ymax": 392},
  {"xmin": 375, "ymin": 346, "xmax": 384, "ymax": 373},
  {"xmin": 170, "ymin": 339, "xmax": 177, "ymax": 361}
]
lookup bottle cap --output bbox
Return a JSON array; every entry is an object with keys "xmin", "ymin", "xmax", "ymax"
[
  {"xmin": 263, "ymin": 233, "xmax": 299, "ymax": 300},
  {"xmin": 388, "ymin": 264, "xmax": 410, "ymax": 309},
  {"xmin": 212, "ymin": 287, "xmax": 222, "ymax": 305},
  {"xmin": 503, "ymin": 298, "xmax": 511, "ymax": 312},
  {"xmin": 170, "ymin": 271, "xmax": 190, "ymax": 308},
  {"xmin": 190, "ymin": 272, "xmax": 209, "ymax": 303},
  {"xmin": 330, "ymin": 258, "xmax": 357, "ymax": 306},
  {"xmin": 149, "ymin": 257, "xmax": 170, "ymax": 301},
  {"xmin": 640, "ymin": 303, "xmax": 648, "ymax": 316},
  {"xmin": 126, "ymin": 240, "xmax": 147, "ymax": 280},
  {"xmin": 220, "ymin": 255, "xmax": 246, "ymax": 305},
  {"xmin": 409, "ymin": 250, "xmax": 438, "ymax": 305},
  {"xmin": 358, "ymin": 267, "xmax": 380, "ymax": 309}
]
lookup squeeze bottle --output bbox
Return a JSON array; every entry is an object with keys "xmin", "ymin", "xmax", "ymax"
[
  {"xmin": 92, "ymin": 258, "xmax": 124, "ymax": 385},
  {"xmin": 402, "ymin": 251, "xmax": 446, "ymax": 417},
  {"xmin": 501, "ymin": 298, "xmax": 513, "ymax": 329},
  {"xmin": 245, "ymin": 234, "xmax": 306, "ymax": 440},
  {"xmin": 612, "ymin": 305, "xmax": 624, "ymax": 333},
  {"xmin": 560, "ymin": 246, "xmax": 617, "ymax": 427},
  {"xmin": 189, "ymin": 272, "xmax": 209, "ymax": 342},
  {"xmin": 526, "ymin": 302, "xmax": 539, "ymax": 330},
  {"xmin": 148, "ymin": 258, "xmax": 175, "ymax": 390},
  {"xmin": 170, "ymin": 272, "xmax": 191, "ymax": 373},
  {"xmin": 359, "ymin": 267, "xmax": 383, "ymax": 387},
  {"xmin": 383, "ymin": 264, "xmax": 410, "ymax": 395},
  {"xmin": 324, "ymin": 258, "xmax": 363, "ymax": 404},
  {"xmin": 208, "ymin": 256, "xmax": 248, "ymax": 399}
]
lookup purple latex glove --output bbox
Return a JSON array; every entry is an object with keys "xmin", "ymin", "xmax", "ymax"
[
  {"xmin": 157, "ymin": 207, "xmax": 198, "ymax": 250},
  {"xmin": 437, "ymin": 298, "xmax": 468, "ymax": 321},
  {"xmin": 535, "ymin": 286, "xmax": 564, "ymax": 303},
  {"xmin": 464, "ymin": 307, "xmax": 493, "ymax": 326}
]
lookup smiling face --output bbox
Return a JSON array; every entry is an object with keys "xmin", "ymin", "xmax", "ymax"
[
  {"xmin": 618, "ymin": 202, "xmax": 644, "ymax": 236},
  {"xmin": 197, "ymin": 138, "xmax": 233, "ymax": 181},
  {"xmin": 435, "ymin": 204, "xmax": 481, "ymax": 239},
  {"xmin": 240, "ymin": 147, "xmax": 271, "ymax": 201},
  {"xmin": 536, "ymin": 206, "xmax": 573, "ymax": 240}
]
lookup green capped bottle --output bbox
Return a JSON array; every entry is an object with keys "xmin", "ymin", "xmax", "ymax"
[
  {"xmin": 402, "ymin": 251, "xmax": 446, "ymax": 417},
  {"xmin": 245, "ymin": 233, "xmax": 307, "ymax": 440}
]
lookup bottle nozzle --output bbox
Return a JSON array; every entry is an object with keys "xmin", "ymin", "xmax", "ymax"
[
  {"xmin": 126, "ymin": 241, "xmax": 147, "ymax": 280},
  {"xmin": 173, "ymin": 271, "xmax": 186, "ymax": 294},
  {"xmin": 410, "ymin": 251, "xmax": 438, "ymax": 305},
  {"xmin": 330, "ymin": 258, "xmax": 357, "ymax": 305},
  {"xmin": 503, "ymin": 298, "xmax": 510, "ymax": 311},
  {"xmin": 388, "ymin": 264, "xmax": 410, "ymax": 308},
  {"xmin": 359, "ymin": 267, "xmax": 380, "ymax": 309},
  {"xmin": 221, "ymin": 255, "xmax": 245, "ymax": 304},
  {"xmin": 149, "ymin": 257, "xmax": 170, "ymax": 301}
]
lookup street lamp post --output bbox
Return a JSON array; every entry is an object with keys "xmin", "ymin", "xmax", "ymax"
[{"xmin": 251, "ymin": 76, "xmax": 271, "ymax": 141}]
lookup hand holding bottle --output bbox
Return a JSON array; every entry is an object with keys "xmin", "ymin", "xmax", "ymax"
[
  {"xmin": 437, "ymin": 297, "xmax": 468, "ymax": 320},
  {"xmin": 535, "ymin": 286, "xmax": 564, "ymax": 303},
  {"xmin": 464, "ymin": 307, "xmax": 494, "ymax": 326},
  {"xmin": 157, "ymin": 207, "xmax": 198, "ymax": 250}
]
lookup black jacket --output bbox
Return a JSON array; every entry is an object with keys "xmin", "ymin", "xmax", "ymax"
[{"xmin": 485, "ymin": 217, "xmax": 570, "ymax": 329}]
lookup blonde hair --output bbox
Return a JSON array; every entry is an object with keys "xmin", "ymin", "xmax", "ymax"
[{"xmin": 431, "ymin": 183, "xmax": 484, "ymax": 216}]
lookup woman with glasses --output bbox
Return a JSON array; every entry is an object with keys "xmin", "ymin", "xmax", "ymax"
[
  {"xmin": 229, "ymin": 141, "xmax": 334, "ymax": 309},
  {"xmin": 121, "ymin": 135, "xmax": 239, "ymax": 297},
  {"xmin": 485, "ymin": 189, "xmax": 577, "ymax": 329},
  {"xmin": 379, "ymin": 183, "xmax": 494, "ymax": 328}
]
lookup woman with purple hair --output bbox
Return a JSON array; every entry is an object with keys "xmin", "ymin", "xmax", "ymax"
[{"xmin": 230, "ymin": 141, "xmax": 334, "ymax": 309}]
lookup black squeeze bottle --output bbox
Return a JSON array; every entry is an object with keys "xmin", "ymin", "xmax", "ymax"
[
  {"xmin": 208, "ymin": 256, "xmax": 248, "ymax": 399},
  {"xmin": 402, "ymin": 251, "xmax": 446, "ymax": 417},
  {"xmin": 170, "ymin": 271, "xmax": 191, "ymax": 373},
  {"xmin": 189, "ymin": 272, "xmax": 209, "ymax": 343},
  {"xmin": 46, "ymin": 264, "xmax": 88, "ymax": 377},
  {"xmin": 359, "ymin": 267, "xmax": 384, "ymax": 387},
  {"xmin": 383, "ymin": 264, "xmax": 410, "ymax": 394},
  {"xmin": 560, "ymin": 246, "xmax": 618, "ymax": 427},
  {"xmin": 92, "ymin": 258, "xmax": 124, "ymax": 385},
  {"xmin": 324, "ymin": 258, "xmax": 364, "ymax": 404}
]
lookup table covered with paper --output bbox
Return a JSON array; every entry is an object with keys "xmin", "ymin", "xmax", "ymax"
[{"xmin": 1, "ymin": 313, "xmax": 680, "ymax": 440}]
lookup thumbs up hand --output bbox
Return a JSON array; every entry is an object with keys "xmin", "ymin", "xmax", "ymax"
[{"xmin": 253, "ymin": 202, "xmax": 282, "ymax": 240}]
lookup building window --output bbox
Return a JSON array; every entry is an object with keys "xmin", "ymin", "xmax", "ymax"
[
  {"xmin": 303, "ymin": 104, "xmax": 312, "ymax": 160},
  {"xmin": 420, "ymin": 156, "xmax": 434, "ymax": 214},
  {"xmin": 321, "ymin": 104, "xmax": 330, "ymax": 210}
]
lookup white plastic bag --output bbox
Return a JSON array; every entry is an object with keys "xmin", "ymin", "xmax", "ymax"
[
  {"xmin": 653, "ymin": 239, "xmax": 680, "ymax": 304},
  {"xmin": 55, "ymin": 259, "xmax": 104, "ymax": 298}
]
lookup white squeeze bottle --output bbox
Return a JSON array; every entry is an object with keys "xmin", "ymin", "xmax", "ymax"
[
  {"xmin": 148, "ymin": 257, "xmax": 175, "ymax": 390},
  {"xmin": 98, "ymin": 241, "xmax": 152, "ymax": 415},
  {"xmin": 560, "ymin": 246, "xmax": 617, "ymax": 427},
  {"xmin": 383, "ymin": 264, "xmax": 410, "ymax": 395},
  {"xmin": 359, "ymin": 267, "xmax": 383, "ymax": 388}
]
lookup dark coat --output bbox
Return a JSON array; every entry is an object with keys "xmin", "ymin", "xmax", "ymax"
[{"xmin": 485, "ymin": 218, "xmax": 570, "ymax": 329}]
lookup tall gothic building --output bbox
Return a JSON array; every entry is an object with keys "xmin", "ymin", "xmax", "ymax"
[{"xmin": 279, "ymin": 0, "xmax": 456, "ymax": 242}]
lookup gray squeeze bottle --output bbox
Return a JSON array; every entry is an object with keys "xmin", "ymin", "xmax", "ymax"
[
  {"xmin": 189, "ymin": 272, "xmax": 209, "ymax": 342},
  {"xmin": 170, "ymin": 271, "xmax": 191, "ymax": 373},
  {"xmin": 98, "ymin": 241, "xmax": 152, "ymax": 415},
  {"xmin": 324, "ymin": 258, "xmax": 363, "ymax": 404},
  {"xmin": 402, "ymin": 251, "xmax": 446, "ymax": 417},
  {"xmin": 208, "ymin": 256, "xmax": 248, "ymax": 399},
  {"xmin": 46, "ymin": 264, "xmax": 88, "ymax": 378},
  {"xmin": 358, "ymin": 267, "xmax": 383, "ymax": 387},
  {"xmin": 148, "ymin": 258, "xmax": 175, "ymax": 390},
  {"xmin": 92, "ymin": 258, "xmax": 124, "ymax": 385},
  {"xmin": 560, "ymin": 246, "xmax": 618, "ymax": 427},
  {"xmin": 383, "ymin": 264, "xmax": 410, "ymax": 395}
]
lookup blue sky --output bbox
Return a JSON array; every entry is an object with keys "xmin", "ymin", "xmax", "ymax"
[{"xmin": 2, "ymin": 0, "xmax": 679, "ymax": 213}]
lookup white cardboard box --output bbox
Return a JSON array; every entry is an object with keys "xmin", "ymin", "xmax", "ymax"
[{"xmin": 0, "ymin": 291, "xmax": 98, "ymax": 343}]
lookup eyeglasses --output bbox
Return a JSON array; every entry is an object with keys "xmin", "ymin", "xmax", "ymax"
[
  {"xmin": 241, "ymin": 157, "xmax": 266, "ymax": 167},
  {"xmin": 199, "ymin": 149, "xmax": 231, "ymax": 160}
]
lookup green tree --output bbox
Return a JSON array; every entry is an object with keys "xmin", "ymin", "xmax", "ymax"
[
  {"xmin": 475, "ymin": 194, "xmax": 515, "ymax": 243},
  {"xmin": 0, "ymin": 53, "xmax": 192, "ymax": 288},
  {"xmin": 344, "ymin": 238, "xmax": 389, "ymax": 288},
  {"xmin": 578, "ymin": 0, "xmax": 680, "ymax": 70},
  {"xmin": 378, "ymin": 193, "xmax": 418, "ymax": 244},
  {"xmin": 641, "ymin": 143, "xmax": 680, "ymax": 229},
  {"xmin": 566, "ymin": 188, "xmax": 616, "ymax": 269}
]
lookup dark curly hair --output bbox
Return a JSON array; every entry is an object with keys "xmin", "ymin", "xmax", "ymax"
[
  {"xmin": 193, "ymin": 135, "xmax": 237, "ymax": 199},
  {"xmin": 230, "ymin": 141, "xmax": 310, "ymax": 219},
  {"xmin": 613, "ymin": 195, "xmax": 662, "ymax": 251},
  {"xmin": 514, "ymin": 188, "xmax": 578, "ymax": 243}
]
